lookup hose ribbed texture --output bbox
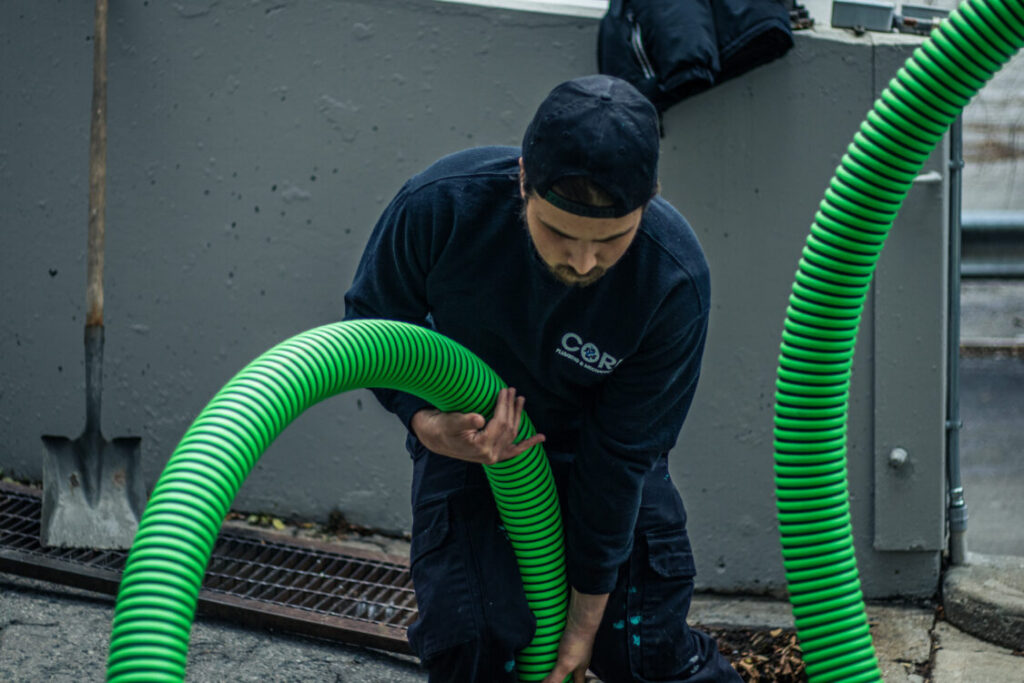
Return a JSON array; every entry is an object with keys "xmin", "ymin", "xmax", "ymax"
[
  {"xmin": 106, "ymin": 320, "xmax": 565, "ymax": 682},
  {"xmin": 776, "ymin": 1, "xmax": 1022, "ymax": 680}
]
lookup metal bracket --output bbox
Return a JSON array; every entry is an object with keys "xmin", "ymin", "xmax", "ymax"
[
  {"xmin": 832, "ymin": 0, "xmax": 895, "ymax": 33},
  {"xmin": 831, "ymin": 0, "xmax": 949, "ymax": 34}
]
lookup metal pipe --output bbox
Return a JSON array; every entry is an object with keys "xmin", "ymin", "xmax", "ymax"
[
  {"xmin": 961, "ymin": 211, "xmax": 1024, "ymax": 278},
  {"xmin": 963, "ymin": 211, "xmax": 1024, "ymax": 229},
  {"xmin": 947, "ymin": 115, "xmax": 968, "ymax": 566}
]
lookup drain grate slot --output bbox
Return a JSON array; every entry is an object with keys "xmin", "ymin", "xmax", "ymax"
[{"xmin": 0, "ymin": 482, "xmax": 416, "ymax": 653}]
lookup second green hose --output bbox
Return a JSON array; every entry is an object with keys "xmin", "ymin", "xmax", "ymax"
[{"xmin": 775, "ymin": 0, "xmax": 1022, "ymax": 680}]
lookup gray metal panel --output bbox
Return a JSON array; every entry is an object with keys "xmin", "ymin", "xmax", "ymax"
[{"xmin": 871, "ymin": 43, "xmax": 949, "ymax": 554}]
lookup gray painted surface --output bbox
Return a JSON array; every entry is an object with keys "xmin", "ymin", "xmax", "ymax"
[{"xmin": 1, "ymin": 0, "xmax": 949, "ymax": 596}]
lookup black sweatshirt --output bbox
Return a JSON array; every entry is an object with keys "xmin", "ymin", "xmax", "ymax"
[{"xmin": 344, "ymin": 146, "xmax": 710, "ymax": 594}]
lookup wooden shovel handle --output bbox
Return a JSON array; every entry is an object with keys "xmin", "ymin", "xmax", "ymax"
[{"xmin": 86, "ymin": 0, "xmax": 108, "ymax": 328}]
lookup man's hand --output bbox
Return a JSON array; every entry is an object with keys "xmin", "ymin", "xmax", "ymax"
[
  {"xmin": 410, "ymin": 387, "xmax": 545, "ymax": 465},
  {"xmin": 541, "ymin": 590, "xmax": 610, "ymax": 683}
]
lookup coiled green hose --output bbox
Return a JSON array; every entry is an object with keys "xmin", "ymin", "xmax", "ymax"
[
  {"xmin": 775, "ymin": 0, "xmax": 1022, "ymax": 680},
  {"xmin": 106, "ymin": 320, "xmax": 566, "ymax": 682}
]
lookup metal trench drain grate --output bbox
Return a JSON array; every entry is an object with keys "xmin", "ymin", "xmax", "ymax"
[{"xmin": 0, "ymin": 482, "xmax": 417, "ymax": 654}]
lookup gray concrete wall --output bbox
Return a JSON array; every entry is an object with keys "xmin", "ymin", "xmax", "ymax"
[{"xmin": 1, "ymin": 0, "xmax": 949, "ymax": 597}]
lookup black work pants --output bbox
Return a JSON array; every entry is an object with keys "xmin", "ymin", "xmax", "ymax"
[{"xmin": 405, "ymin": 443, "xmax": 742, "ymax": 683}]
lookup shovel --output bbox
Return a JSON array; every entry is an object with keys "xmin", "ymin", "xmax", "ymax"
[{"xmin": 40, "ymin": 0, "xmax": 146, "ymax": 549}]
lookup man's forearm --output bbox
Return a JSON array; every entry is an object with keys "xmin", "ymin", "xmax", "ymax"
[
  {"xmin": 567, "ymin": 588, "xmax": 610, "ymax": 635},
  {"xmin": 538, "ymin": 589, "xmax": 610, "ymax": 682}
]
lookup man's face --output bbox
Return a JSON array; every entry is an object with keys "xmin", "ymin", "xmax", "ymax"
[{"xmin": 519, "ymin": 162, "xmax": 643, "ymax": 288}]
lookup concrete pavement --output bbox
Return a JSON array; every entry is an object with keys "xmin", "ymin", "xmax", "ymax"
[
  {"xmin": 0, "ymin": 574, "xmax": 426, "ymax": 683},
  {"xmin": 4, "ymin": 570, "xmax": 1024, "ymax": 682},
  {"xmin": 685, "ymin": 595, "xmax": 1023, "ymax": 683}
]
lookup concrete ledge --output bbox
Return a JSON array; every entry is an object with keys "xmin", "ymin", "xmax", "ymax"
[
  {"xmin": 433, "ymin": 0, "xmax": 607, "ymax": 18},
  {"xmin": 942, "ymin": 553, "xmax": 1024, "ymax": 651}
]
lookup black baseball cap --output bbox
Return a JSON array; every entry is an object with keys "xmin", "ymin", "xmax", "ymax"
[{"xmin": 522, "ymin": 75, "xmax": 660, "ymax": 219}]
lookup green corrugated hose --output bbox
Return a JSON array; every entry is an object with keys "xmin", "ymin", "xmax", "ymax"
[
  {"xmin": 107, "ymin": 0, "xmax": 1022, "ymax": 678},
  {"xmin": 106, "ymin": 320, "xmax": 566, "ymax": 682},
  {"xmin": 775, "ymin": 0, "xmax": 1022, "ymax": 680}
]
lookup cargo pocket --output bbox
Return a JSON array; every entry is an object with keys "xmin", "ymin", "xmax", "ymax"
[
  {"xmin": 637, "ymin": 528, "xmax": 699, "ymax": 679},
  {"xmin": 406, "ymin": 496, "xmax": 478, "ymax": 661}
]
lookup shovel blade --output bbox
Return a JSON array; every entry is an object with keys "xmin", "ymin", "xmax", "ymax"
[{"xmin": 41, "ymin": 434, "xmax": 146, "ymax": 549}]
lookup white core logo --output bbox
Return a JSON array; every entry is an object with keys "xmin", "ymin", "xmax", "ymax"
[{"xmin": 558, "ymin": 333, "xmax": 620, "ymax": 374}]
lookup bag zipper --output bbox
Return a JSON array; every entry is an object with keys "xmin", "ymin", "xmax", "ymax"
[{"xmin": 626, "ymin": 8, "xmax": 656, "ymax": 81}]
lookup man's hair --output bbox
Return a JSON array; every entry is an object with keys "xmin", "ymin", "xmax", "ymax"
[{"xmin": 522, "ymin": 173, "xmax": 658, "ymax": 211}]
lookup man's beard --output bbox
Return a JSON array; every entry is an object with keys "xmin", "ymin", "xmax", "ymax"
[
  {"xmin": 521, "ymin": 201, "xmax": 607, "ymax": 287},
  {"xmin": 549, "ymin": 263, "xmax": 606, "ymax": 287}
]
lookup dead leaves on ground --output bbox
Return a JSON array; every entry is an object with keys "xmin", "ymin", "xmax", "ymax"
[{"xmin": 707, "ymin": 626, "xmax": 807, "ymax": 682}]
